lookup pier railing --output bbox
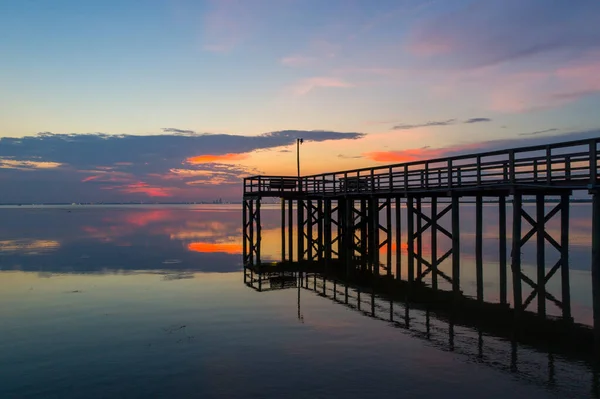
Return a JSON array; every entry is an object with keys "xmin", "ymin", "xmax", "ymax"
[{"xmin": 244, "ymin": 137, "xmax": 600, "ymax": 196}]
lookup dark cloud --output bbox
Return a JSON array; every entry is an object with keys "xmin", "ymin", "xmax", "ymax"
[
  {"xmin": 161, "ymin": 128, "xmax": 197, "ymax": 134},
  {"xmin": 393, "ymin": 119, "xmax": 456, "ymax": 130},
  {"xmin": 518, "ymin": 128, "xmax": 559, "ymax": 137},
  {"xmin": 337, "ymin": 154, "xmax": 363, "ymax": 159},
  {"xmin": 409, "ymin": 0, "xmax": 600, "ymax": 68},
  {"xmin": 464, "ymin": 118, "xmax": 492, "ymax": 124},
  {"xmin": 393, "ymin": 118, "xmax": 491, "ymax": 130},
  {"xmin": 0, "ymin": 130, "xmax": 364, "ymax": 203}
]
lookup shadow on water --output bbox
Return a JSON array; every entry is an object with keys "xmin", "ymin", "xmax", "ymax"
[{"xmin": 244, "ymin": 263, "xmax": 600, "ymax": 398}]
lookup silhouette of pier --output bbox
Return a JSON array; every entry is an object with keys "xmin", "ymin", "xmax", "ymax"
[
  {"xmin": 243, "ymin": 264, "xmax": 600, "ymax": 397},
  {"xmin": 242, "ymin": 137, "xmax": 600, "ymax": 353}
]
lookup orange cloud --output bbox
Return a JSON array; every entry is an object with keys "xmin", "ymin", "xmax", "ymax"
[
  {"xmin": 363, "ymin": 143, "xmax": 483, "ymax": 163},
  {"xmin": 186, "ymin": 153, "xmax": 248, "ymax": 164},
  {"xmin": 363, "ymin": 148, "xmax": 445, "ymax": 163},
  {"xmin": 187, "ymin": 242, "xmax": 242, "ymax": 254}
]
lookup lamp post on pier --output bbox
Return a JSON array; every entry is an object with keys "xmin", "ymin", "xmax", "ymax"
[{"xmin": 297, "ymin": 138, "xmax": 303, "ymax": 191}]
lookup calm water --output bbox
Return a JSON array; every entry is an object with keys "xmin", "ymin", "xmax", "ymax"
[{"xmin": 0, "ymin": 205, "xmax": 597, "ymax": 398}]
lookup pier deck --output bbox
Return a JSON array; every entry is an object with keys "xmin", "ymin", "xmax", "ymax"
[{"xmin": 242, "ymin": 137, "xmax": 600, "ymax": 354}]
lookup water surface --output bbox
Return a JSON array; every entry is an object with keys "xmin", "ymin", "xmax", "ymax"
[{"xmin": 0, "ymin": 205, "xmax": 596, "ymax": 398}]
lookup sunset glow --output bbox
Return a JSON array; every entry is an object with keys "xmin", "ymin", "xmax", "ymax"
[
  {"xmin": 187, "ymin": 242, "xmax": 242, "ymax": 254},
  {"xmin": 0, "ymin": 1, "xmax": 598, "ymax": 203},
  {"xmin": 186, "ymin": 154, "xmax": 249, "ymax": 164}
]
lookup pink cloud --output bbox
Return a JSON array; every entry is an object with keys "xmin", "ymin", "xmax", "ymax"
[
  {"xmin": 280, "ymin": 55, "xmax": 315, "ymax": 67},
  {"xmin": 116, "ymin": 182, "xmax": 172, "ymax": 198},
  {"xmin": 290, "ymin": 77, "xmax": 353, "ymax": 95},
  {"xmin": 363, "ymin": 142, "xmax": 483, "ymax": 163}
]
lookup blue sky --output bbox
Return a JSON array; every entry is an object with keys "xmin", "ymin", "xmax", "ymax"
[{"xmin": 1, "ymin": 0, "xmax": 599, "ymax": 202}]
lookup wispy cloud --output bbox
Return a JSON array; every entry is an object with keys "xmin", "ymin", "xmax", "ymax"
[
  {"xmin": 280, "ymin": 55, "xmax": 315, "ymax": 67},
  {"xmin": 162, "ymin": 128, "xmax": 196, "ymax": 134},
  {"xmin": 393, "ymin": 119, "xmax": 456, "ymax": 130},
  {"xmin": 464, "ymin": 117, "xmax": 492, "ymax": 124},
  {"xmin": 518, "ymin": 128, "xmax": 558, "ymax": 136},
  {"xmin": 290, "ymin": 77, "xmax": 353, "ymax": 95},
  {"xmin": 407, "ymin": 0, "xmax": 600, "ymax": 68}
]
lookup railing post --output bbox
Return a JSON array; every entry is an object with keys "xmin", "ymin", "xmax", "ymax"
[
  {"xmin": 404, "ymin": 165, "xmax": 409, "ymax": 191},
  {"xmin": 509, "ymin": 150, "xmax": 516, "ymax": 184},
  {"xmin": 591, "ymin": 139, "xmax": 598, "ymax": 187},
  {"xmin": 546, "ymin": 145, "xmax": 552, "ymax": 183},
  {"xmin": 448, "ymin": 159, "xmax": 453, "ymax": 189},
  {"xmin": 371, "ymin": 169, "xmax": 375, "ymax": 194},
  {"xmin": 389, "ymin": 166, "xmax": 393, "ymax": 191},
  {"xmin": 476, "ymin": 156, "xmax": 481, "ymax": 185},
  {"xmin": 258, "ymin": 176, "xmax": 262, "ymax": 193},
  {"xmin": 344, "ymin": 172, "xmax": 348, "ymax": 194}
]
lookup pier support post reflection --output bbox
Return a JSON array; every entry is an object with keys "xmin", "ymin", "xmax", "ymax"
[
  {"xmin": 499, "ymin": 195, "xmax": 508, "ymax": 305},
  {"xmin": 297, "ymin": 199, "xmax": 305, "ymax": 262},
  {"xmin": 431, "ymin": 196, "xmax": 438, "ymax": 291},
  {"xmin": 560, "ymin": 193, "xmax": 570, "ymax": 320},
  {"xmin": 511, "ymin": 192, "xmax": 523, "ymax": 314},
  {"xmin": 395, "ymin": 197, "xmax": 402, "ymax": 280},
  {"xmin": 407, "ymin": 196, "xmax": 415, "ymax": 285},
  {"xmin": 476, "ymin": 194, "xmax": 483, "ymax": 302},
  {"xmin": 451, "ymin": 194, "xmax": 461, "ymax": 298},
  {"xmin": 593, "ymin": 192, "xmax": 600, "ymax": 355},
  {"xmin": 281, "ymin": 199, "xmax": 285, "ymax": 262},
  {"xmin": 288, "ymin": 199, "xmax": 293, "ymax": 263},
  {"xmin": 536, "ymin": 194, "xmax": 546, "ymax": 317}
]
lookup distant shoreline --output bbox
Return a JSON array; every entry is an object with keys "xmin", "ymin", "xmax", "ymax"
[{"xmin": 0, "ymin": 198, "xmax": 593, "ymax": 206}]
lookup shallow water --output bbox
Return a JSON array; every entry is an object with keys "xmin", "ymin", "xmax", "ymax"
[{"xmin": 0, "ymin": 205, "xmax": 596, "ymax": 398}]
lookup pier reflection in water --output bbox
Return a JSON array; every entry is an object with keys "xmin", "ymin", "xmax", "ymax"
[
  {"xmin": 0, "ymin": 205, "xmax": 598, "ymax": 398},
  {"xmin": 245, "ymin": 265, "xmax": 599, "ymax": 398}
]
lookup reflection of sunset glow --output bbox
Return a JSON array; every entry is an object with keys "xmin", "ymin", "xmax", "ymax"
[
  {"xmin": 186, "ymin": 153, "xmax": 248, "ymax": 164},
  {"xmin": 187, "ymin": 242, "xmax": 242, "ymax": 254},
  {"xmin": 170, "ymin": 231, "xmax": 217, "ymax": 240},
  {"xmin": 124, "ymin": 210, "xmax": 172, "ymax": 226},
  {"xmin": 0, "ymin": 239, "xmax": 60, "ymax": 254}
]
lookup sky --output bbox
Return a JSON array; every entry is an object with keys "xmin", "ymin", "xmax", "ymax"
[{"xmin": 1, "ymin": 0, "xmax": 599, "ymax": 203}]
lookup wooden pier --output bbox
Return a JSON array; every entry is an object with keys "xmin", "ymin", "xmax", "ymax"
[{"xmin": 242, "ymin": 137, "xmax": 600, "ymax": 353}]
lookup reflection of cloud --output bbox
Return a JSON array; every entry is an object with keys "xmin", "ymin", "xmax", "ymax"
[
  {"xmin": 0, "ymin": 239, "xmax": 60, "ymax": 254},
  {"xmin": 187, "ymin": 242, "xmax": 242, "ymax": 254}
]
